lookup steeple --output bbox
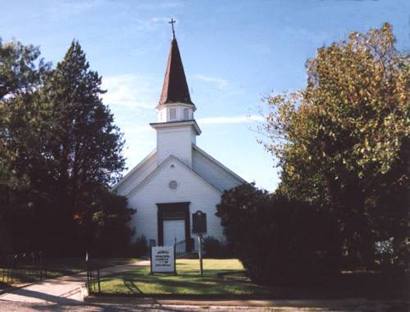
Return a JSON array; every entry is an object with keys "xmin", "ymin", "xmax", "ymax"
[
  {"xmin": 159, "ymin": 23, "xmax": 193, "ymax": 106},
  {"xmin": 150, "ymin": 20, "xmax": 201, "ymax": 167}
]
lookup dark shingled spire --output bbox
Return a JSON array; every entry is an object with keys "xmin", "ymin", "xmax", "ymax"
[{"xmin": 159, "ymin": 38, "xmax": 193, "ymax": 106}]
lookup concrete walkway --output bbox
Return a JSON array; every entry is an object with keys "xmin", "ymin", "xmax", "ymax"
[{"xmin": 0, "ymin": 260, "xmax": 149, "ymax": 304}]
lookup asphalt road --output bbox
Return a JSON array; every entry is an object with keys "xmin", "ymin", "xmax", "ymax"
[{"xmin": 0, "ymin": 297, "xmax": 408, "ymax": 311}]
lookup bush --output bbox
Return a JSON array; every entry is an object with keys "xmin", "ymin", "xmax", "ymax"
[
  {"xmin": 131, "ymin": 235, "xmax": 149, "ymax": 257},
  {"xmin": 87, "ymin": 187, "xmax": 136, "ymax": 257},
  {"xmin": 216, "ymin": 183, "xmax": 341, "ymax": 285},
  {"xmin": 203, "ymin": 236, "xmax": 231, "ymax": 258}
]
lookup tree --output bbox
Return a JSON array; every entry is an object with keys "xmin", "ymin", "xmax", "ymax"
[
  {"xmin": 0, "ymin": 39, "xmax": 48, "ymax": 98},
  {"xmin": 216, "ymin": 183, "xmax": 340, "ymax": 285},
  {"xmin": 0, "ymin": 39, "xmax": 50, "ymax": 252},
  {"xmin": 261, "ymin": 23, "xmax": 409, "ymax": 268},
  {"xmin": 75, "ymin": 185, "xmax": 135, "ymax": 256},
  {"xmin": 39, "ymin": 41, "xmax": 129, "ymax": 254},
  {"xmin": 0, "ymin": 39, "xmax": 49, "ymax": 189},
  {"xmin": 1, "ymin": 39, "xmax": 134, "ymax": 255}
]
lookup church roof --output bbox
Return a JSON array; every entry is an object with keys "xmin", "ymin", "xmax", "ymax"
[
  {"xmin": 159, "ymin": 38, "xmax": 194, "ymax": 106},
  {"xmin": 124, "ymin": 155, "xmax": 222, "ymax": 197}
]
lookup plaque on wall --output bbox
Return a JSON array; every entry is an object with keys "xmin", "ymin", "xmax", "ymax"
[{"xmin": 192, "ymin": 210, "xmax": 207, "ymax": 234}]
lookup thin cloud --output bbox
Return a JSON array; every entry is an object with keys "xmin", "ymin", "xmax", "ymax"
[
  {"xmin": 151, "ymin": 17, "xmax": 172, "ymax": 23},
  {"xmin": 102, "ymin": 74, "xmax": 159, "ymax": 110},
  {"xmin": 132, "ymin": 16, "xmax": 179, "ymax": 32},
  {"xmin": 193, "ymin": 74, "xmax": 229, "ymax": 90},
  {"xmin": 135, "ymin": 2, "xmax": 184, "ymax": 10},
  {"xmin": 121, "ymin": 123, "xmax": 153, "ymax": 135},
  {"xmin": 46, "ymin": 0, "xmax": 102, "ymax": 20},
  {"xmin": 198, "ymin": 115, "xmax": 264, "ymax": 125},
  {"xmin": 133, "ymin": 17, "xmax": 167, "ymax": 32}
]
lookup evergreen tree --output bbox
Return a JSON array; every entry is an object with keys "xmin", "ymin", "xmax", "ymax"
[
  {"xmin": 1, "ymin": 39, "xmax": 133, "ymax": 255},
  {"xmin": 40, "ymin": 41, "xmax": 129, "ymax": 254}
]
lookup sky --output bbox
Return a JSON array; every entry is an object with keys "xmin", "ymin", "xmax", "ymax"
[{"xmin": 1, "ymin": 0, "xmax": 408, "ymax": 191}]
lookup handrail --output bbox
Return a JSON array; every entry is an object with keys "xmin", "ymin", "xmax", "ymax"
[{"xmin": 174, "ymin": 238, "xmax": 195, "ymax": 257}]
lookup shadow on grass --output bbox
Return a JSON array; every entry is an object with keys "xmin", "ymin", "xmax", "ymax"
[
  {"xmin": 123, "ymin": 278, "xmax": 143, "ymax": 295},
  {"xmin": 99, "ymin": 266, "xmax": 409, "ymax": 300},
  {"xmin": 92, "ymin": 259, "xmax": 409, "ymax": 300},
  {"xmin": 101, "ymin": 266, "xmax": 269, "ymax": 297}
]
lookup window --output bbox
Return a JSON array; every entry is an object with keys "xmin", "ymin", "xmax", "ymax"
[
  {"xmin": 183, "ymin": 108, "xmax": 189, "ymax": 120},
  {"xmin": 169, "ymin": 108, "xmax": 176, "ymax": 120}
]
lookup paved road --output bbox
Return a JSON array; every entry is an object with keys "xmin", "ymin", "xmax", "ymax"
[{"xmin": 0, "ymin": 297, "xmax": 408, "ymax": 311}]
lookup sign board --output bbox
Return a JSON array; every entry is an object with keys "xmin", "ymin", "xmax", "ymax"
[
  {"xmin": 150, "ymin": 246, "xmax": 175, "ymax": 274},
  {"xmin": 192, "ymin": 210, "xmax": 207, "ymax": 234}
]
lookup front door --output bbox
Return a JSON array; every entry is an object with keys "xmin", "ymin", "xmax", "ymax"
[
  {"xmin": 163, "ymin": 219, "xmax": 185, "ymax": 253},
  {"xmin": 157, "ymin": 202, "xmax": 192, "ymax": 252}
]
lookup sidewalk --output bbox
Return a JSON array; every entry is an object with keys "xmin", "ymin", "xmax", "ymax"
[{"xmin": 0, "ymin": 260, "xmax": 149, "ymax": 304}]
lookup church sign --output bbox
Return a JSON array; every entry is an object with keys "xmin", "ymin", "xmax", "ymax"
[{"xmin": 150, "ymin": 246, "xmax": 176, "ymax": 274}]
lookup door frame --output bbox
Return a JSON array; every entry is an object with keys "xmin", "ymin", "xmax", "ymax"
[{"xmin": 156, "ymin": 202, "xmax": 192, "ymax": 252}]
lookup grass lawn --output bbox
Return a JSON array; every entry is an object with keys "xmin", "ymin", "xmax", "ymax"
[{"xmin": 99, "ymin": 259, "xmax": 271, "ymax": 296}]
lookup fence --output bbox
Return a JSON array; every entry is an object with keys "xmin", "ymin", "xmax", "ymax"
[
  {"xmin": 0, "ymin": 251, "xmax": 46, "ymax": 285},
  {"xmin": 85, "ymin": 259, "xmax": 101, "ymax": 294},
  {"xmin": 174, "ymin": 238, "xmax": 195, "ymax": 258}
]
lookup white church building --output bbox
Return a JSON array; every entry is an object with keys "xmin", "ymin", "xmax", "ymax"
[{"xmin": 113, "ymin": 30, "xmax": 245, "ymax": 252}]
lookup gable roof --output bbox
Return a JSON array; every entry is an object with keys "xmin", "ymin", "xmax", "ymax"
[
  {"xmin": 159, "ymin": 38, "xmax": 193, "ymax": 106},
  {"xmin": 112, "ymin": 149, "xmax": 156, "ymax": 193},
  {"xmin": 192, "ymin": 144, "xmax": 246, "ymax": 184},
  {"xmin": 125, "ymin": 155, "xmax": 222, "ymax": 197},
  {"xmin": 113, "ymin": 144, "xmax": 246, "ymax": 196}
]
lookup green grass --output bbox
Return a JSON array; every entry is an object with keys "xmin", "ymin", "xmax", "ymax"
[{"xmin": 100, "ymin": 259, "xmax": 271, "ymax": 296}]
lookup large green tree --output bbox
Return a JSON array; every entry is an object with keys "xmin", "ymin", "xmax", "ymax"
[
  {"xmin": 1, "ymin": 39, "xmax": 133, "ymax": 255},
  {"xmin": 0, "ymin": 39, "xmax": 49, "ymax": 187},
  {"xmin": 39, "ymin": 41, "xmax": 129, "ymax": 254},
  {"xmin": 0, "ymin": 39, "xmax": 50, "ymax": 253},
  {"xmin": 261, "ymin": 23, "xmax": 409, "ymax": 267}
]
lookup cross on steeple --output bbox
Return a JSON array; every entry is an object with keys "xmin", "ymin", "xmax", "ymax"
[
  {"xmin": 159, "ymin": 19, "xmax": 193, "ymax": 106},
  {"xmin": 169, "ymin": 18, "xmax": 176, "ymax": 39}
]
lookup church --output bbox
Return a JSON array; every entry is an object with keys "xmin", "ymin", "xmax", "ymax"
[{"xmin": 113, "ymin": 27, "xmax": 245, "ymax": 253}]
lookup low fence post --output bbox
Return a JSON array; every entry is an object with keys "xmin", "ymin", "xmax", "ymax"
[
  {"xmin": 97, "ymin": 268, "xmax": 101, "ymax": 294},
  {"xmin": 85, "ymin": 251, "xmax": 101, "ymax": 294}
]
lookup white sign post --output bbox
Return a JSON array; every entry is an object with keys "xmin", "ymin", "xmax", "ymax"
[{"xmin": 150, "ymin": 246, "xmax": 176, "ymax": 274}]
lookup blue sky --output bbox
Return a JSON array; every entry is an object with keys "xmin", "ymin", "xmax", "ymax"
[{"xmin": 1, "ymin": 0, "xmax": 408, "ymax": 191}]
